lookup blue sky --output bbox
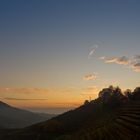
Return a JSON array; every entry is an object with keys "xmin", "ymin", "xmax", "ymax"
[{"xmin": 0, "ymin": 0, "xmax": 140, "ymax": 113}]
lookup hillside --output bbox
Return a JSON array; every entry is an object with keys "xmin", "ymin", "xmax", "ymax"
[
  {"xmin": 1, "ymin": 86, "xmax": 140, "ymax": 140},
  {"xmin": 67, "ymin": 101, "xmax": 140, "ymax": 140},
  {"xmin": 0, "ymin": 101, "xmax": 56, "ymax": 129}
]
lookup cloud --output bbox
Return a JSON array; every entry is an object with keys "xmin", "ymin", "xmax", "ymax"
[
  {"xmin": 0, "ymin": 88, "xmax": 48, "ymax": 94},
  {"xmin": 100, "ymin": 55, "xmax": 140, "ymax": 72},
  {"xmin": 4, "ymin": 97, "xmax": 47, "ymax": 101},
  {"xmin": 83, "ymin": 74, "xmax": 97, "ymax": 81},
  {"xmin": 88, "ymin": 44, "xmax": 98, "ymax": 59},
  {"xmin": 100, "ymin": 56, "xmax": 106, "ymax": 60},
  {"xmin": 130, "ymin": 62, "xmax": 140, "ymax": 72},
  {"xmin": 130, "ymin": 55, "xmax": 140, "ymax": 72},
  {"xmin": 101, "ymin": 56, "xmax": 129, "ymax": 65},
  {"xmin": 134, "ymin": 55, "xmax": 140, "ymax": 60}
]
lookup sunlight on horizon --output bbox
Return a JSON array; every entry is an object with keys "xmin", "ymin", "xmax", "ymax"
[{"xmin": 0, "ymin": 0, "xmax": 140, "ymax": 114}]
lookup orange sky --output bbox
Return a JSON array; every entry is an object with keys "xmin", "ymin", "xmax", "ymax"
[{"xmin": 0, "ymin": 0, "xmax": 140, "ymax": 114}]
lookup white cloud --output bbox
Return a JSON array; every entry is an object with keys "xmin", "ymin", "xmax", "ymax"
[
  {"xmin": 88, "ymin": 44, "xmax": 98, "ymax": 59},
  {"xmin": 100, "ymin": 55, "xmax": 140, "ymax": 72}
]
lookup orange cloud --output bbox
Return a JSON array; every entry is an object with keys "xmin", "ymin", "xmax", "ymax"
[
  {"xmin": 0, "ymin": 88, "xmax": 48, "ymax": 94},
  {"xmin": 4, "ymin": 97, "xmax": 47, "ymax": 101},
  {"xmin": 100, "ymin": 56, "xmax": 129, "ymax": 65},
  {"xmin": 130, "ymin": 62, "xmax": 140, "ymax": 72}
]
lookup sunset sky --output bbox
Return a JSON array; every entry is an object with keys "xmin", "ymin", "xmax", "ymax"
[{"xmin": 0, "ymin": 0, "xmax": 140, "ymax": 114}]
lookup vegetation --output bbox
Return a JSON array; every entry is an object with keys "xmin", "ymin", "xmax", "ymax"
[{"xmin": 1, "ymin": 85, "xmax": 140, "ymax": 140}]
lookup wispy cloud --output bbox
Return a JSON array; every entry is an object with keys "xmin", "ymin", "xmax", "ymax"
[
  {"xmin": 100, "ymin": 55, "xmax": 140, "ymax": 72},
  {"xmin": 131, "ymin": 62, "xmax": 140, "ymax": 72},
  {"xmin": 83, "ymin": 73, "xmax": 97, "ymax": 81},
  {"xmin": 130, "ymin": 55, "xmax": 140, "ymax": 72},
  {"xmin": 0, "ymin": 88, "xmax": 48, "ymax": 94},
  {"xmin": 4, "ymin": 97, "xmax": 47, "ymax": 101},
  {"xmin": 134, "ymin": 55, "xmax": 140, "ymax": 60},
  {"xmin": 100, "ymin": 56, "xmax": 130, "ymax": 65},
  {"xmin": 88, "ymin": 44, "xmax": 98, "ymax": 59}
]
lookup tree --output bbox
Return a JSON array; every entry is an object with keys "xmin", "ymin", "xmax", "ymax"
[
  {"xmin": 98, "ymin": 86, "xmax": 126, "ymax": 108},
  {"xmin": 84, "ymin": 100, "xmax": 90, "ymax": 105},
  {"xmin": 124, "ymin": 89, "xmax": 132, "ymax": 100},
  {"xmin": 132, "ymin": 87, "xmax": 140, "ymax": 100}
]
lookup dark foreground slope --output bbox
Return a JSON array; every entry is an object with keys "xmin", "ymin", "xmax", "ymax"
[
  {"xmin": 1, "ymin": 86, "xmax": 140, "ymax": 140},
  {"xmin": 0, "ymin": 98, "xmax": 119, "ymax": 140},
  {"xmin": 1, "ymin": 100, "xmax": 140, "ymax": 140},
  {"xmin": 0, "ymin": 101, "xmax": 55, "ymax": 129},
  {"xmin": 68, "ymin": 100, "xmax": 140, "ymax": 140}
]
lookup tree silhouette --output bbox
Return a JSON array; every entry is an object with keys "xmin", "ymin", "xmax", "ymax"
[
  {"xmin": 99, "ymin": 86, "xmax": 126, "ymax": 108},
  {"xmin": 124, "ymin": 89, "xmax": 132, "ymax": 100},
  {"xmin": 84, "ymin": 100, "xmax": 90, "ymax": 105},
  {"xmin": 132, "ymin": 87, "xmax": 140, "ymax": 100}
]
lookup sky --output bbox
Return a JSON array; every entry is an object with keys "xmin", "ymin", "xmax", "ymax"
[{"xmin": 0, "ymin": 0, "xmax": 140, "ymax": 114}]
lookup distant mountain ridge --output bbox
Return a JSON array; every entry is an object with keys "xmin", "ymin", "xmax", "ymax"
[
  {"xmin": 0, "ymin": 101, "xmax": 56, "ymax": 129},
  {"xmin": 0, "ymin": 101, "xmax": 11, "ymax": 107}
]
